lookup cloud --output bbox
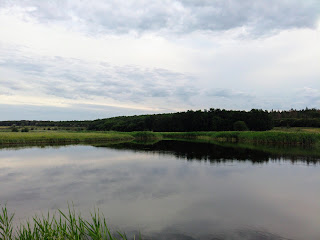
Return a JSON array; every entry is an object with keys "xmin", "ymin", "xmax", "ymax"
[
  {"xmin": 297, "ymin": 87, "xmax": 320, "ymax": 107},
  {"xmin": 206, "ymin": 88, "xmax": 255, "ymax": 99},
  {"xmin": 1, "ymin": 0, "xmax": 319, "ymax": 36},
  {"xmin": 0, "ymin": 103, "xmax": 155, "ymax": 121},
  {"xmin": 0, "ymin": 53, "xmax": 198, "ymax": 115},
  {"xmin": 0, "ymin": 1, "xmax": 319, "ymax": 120}
]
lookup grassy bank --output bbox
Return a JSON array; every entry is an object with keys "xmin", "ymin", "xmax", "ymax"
[
  {"xmin": 0, "ymin": 130, "xmax": 319, "ymax": 146},
  {"xmin": 0, "ymin": 205, "xmax": 139, "ymax": 240},
  {"xmin": 0, "ymin": 132, "xmax": 134, "ymax": 145},
  {"xmin": 160, "ymin": 131, "xmax": 320, "ymax": 145}
]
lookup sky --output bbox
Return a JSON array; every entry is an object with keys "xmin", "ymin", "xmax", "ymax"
[{"xmin": 0, "ymin": 0, "xmax": 320, "ymax": 120}]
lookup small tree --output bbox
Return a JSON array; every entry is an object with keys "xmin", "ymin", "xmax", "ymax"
[
  {"xmin": 233, "ymin": 121, "xmax": 249, "ymax": 131},
  {"xmin": 21, "ymin": 127, "xmax": 29, "ymax": 132},
  {"xmin": 11, "ymin": 125, "xmax": 19, "ymax": 132}
]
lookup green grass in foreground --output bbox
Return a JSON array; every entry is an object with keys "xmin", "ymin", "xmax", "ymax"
[{"xmin": 0, "ymin": 205, "xmax": 140, "ymax": 240}]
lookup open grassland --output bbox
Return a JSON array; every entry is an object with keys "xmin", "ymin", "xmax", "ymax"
[
  {"xmin": 0, "ymin": 132, "xmax": 134, "ymax": 145},
  {"xmin": 0, "ymin": 205, "xmax": 139, "ymax": 240}
]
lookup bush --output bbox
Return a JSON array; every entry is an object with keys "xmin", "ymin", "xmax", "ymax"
[
  {"xmin": 21, "ymin": 127, "xmax": 29, "ymax": 132},
  {"xmin": 11, "ymin": 127, "xmax": 19, "ymax": 132},
  {"xmin": 233, "ymin": 121, "xmax": 249, "ymax": 131}
]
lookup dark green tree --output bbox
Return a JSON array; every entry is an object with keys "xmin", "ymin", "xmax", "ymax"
[{"xmin": 233, "ymin": 121, "xmax": 249, "ymax": 131}]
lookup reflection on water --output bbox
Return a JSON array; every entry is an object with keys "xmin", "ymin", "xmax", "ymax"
[
  {"xmin": 98, "ymin": 140, "xmax": 320, "ymax": 164},
  {"xmin": 0, "ymin": 140, "xmax": 319, "ymax": 240}
]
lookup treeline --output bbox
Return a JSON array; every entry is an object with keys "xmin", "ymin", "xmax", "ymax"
[
  {"xmin": 1, "ymin": 108, "xmax": 320, "ymax": 132},
  {"xmin": 0, "ymin": 120, "xmax": 91, "ymax": 128},
  {"xmin": 88, "ymin": 109, "xmax": 273, "ymax": 132},
  {"xmin": 271, "ymin": 108, "xmax": 320, "ymax": 128}
]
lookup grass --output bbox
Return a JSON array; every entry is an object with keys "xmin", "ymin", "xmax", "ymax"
[
  {"xmin": 0, "ymin": 128, "xmax": 319, "ymax": 146},
  {"xmin": 160, "ymin": 131, "xmax": 319, "ymax": 145},
  {"xmin": 129, "ymin": 131, "xmax": 162, "ymax": 140},
  {"xmin": 272, "ymin": 127, "xmax": 320, "ymax": 133},
  {"xmin": 0, "ymin": 205, "xmax": 140, "ymax": 240},
  {"xmin": 0, "ymin": 132, "xmax": 134, "ymax": 145}
]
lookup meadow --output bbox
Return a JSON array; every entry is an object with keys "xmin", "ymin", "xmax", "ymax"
[
  {"xmin": 0, "ymin": 131, "xmax": 134, "ymax": 145},
  {"xmin": 0, "ymin": 128, "xmax": 319, "ymax": 146}
]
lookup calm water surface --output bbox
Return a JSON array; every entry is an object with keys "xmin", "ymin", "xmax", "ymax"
[{"xmin": 0, "ymin": 140, "xmax": 319, "ymax": 240}]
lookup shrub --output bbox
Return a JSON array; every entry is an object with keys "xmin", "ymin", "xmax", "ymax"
[
  {"xmin": 21, "ymin": 127, "xmax": 29, "ymax": 132},
  {"xmin": 11, "ymin": 127, "xmax": 19, "ymax": 132},
  {"xmin": 233, "ymin": 121, "xmax": 249, "ymax": 131}
]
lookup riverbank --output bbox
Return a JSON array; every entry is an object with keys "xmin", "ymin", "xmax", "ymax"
[
  {"xmin": 160, "ymin": 131, "xmax": 319, "ymax": 145},
  {"xmin": 0, "ymin": 132, "xmax": 134, "ymax": 145},
  {"xmin": 0, "ymin": 130, "xmax": 319, "ymax": 146}
]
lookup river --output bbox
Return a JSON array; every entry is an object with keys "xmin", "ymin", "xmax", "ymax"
[{"xmin": 0, "ymin": 140, "xmax": 319, "ymax": 239}]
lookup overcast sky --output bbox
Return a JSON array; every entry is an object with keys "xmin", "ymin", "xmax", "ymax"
[{"xmin": 0, "ymin": 0, "xmax": 319, "ymax": 120}]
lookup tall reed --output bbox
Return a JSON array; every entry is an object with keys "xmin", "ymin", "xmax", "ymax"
[{"xmin": 0, "ymin": 205, "xmax": 141, "ymax": 240}]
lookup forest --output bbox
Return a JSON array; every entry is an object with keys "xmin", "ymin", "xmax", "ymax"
[
  {"xmin": 87, "ymin": 109, "xmax": 272, "ymax": 131},
  {"xmin": 1, "ymin": 108, "xmax": 320, "ymax": 132},
  {"xmin": 0, "ymin": 120, "xmax": 91, "ymax": 128},
  {"xmin": 271, "ymin": 108, "xmax": 320, "ymax": 127}
]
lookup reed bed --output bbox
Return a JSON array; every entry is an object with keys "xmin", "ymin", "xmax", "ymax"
[
  {"xmin": 0, "ymin": 205, "xmax": 140, "ymax": 240},
  {"xmin": 237, "ymin": 131, "xmax": 318, "ymax": 145},
  {"xmin": 129, "ymin": 131, "xmax": 162, "ymax": 141},
  {"xmin": 160, "ymin": 131, "xmax": 319, "ymax": 145}
]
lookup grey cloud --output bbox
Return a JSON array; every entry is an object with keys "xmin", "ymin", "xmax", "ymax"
[
  {"xmin": 0, "ymin": 89, "xmax": 13, "ymax": 96},
  {"xmin": 1, "ymin": 61, "xmax": 45, "ymax": 74},
  {"xmin": 2, "ymin": 0, "xmax": 319, "ymax": 36},
  {"xmin": 1, "ymin": 55, "xmax": 197, "ymax": 104},
  {"xmin": 0, "ymin": 103, "xmax": 155, "ymax": 121},
  {"xmin": 297, "ymin": 87, "xmax": 320, "ymax": 107},
  {"xmin": 206, "ymin": 88, "xmax": 255, "ymax": 99},
  {"xmin": 0, "ymin": 171, "xmax": 21, "ymax": 182}
]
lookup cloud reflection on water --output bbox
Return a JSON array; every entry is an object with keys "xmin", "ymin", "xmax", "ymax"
[{"xmin": 0, "ymin": 141, "xmax": 319, "ymax": 239}]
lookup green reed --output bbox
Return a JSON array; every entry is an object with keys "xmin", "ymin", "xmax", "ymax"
[
  {"xmin": 160, "ymin": 131, "xmax": 319, "ymax": 145},
  {"xmin": 0, "ymin": 205, "xmax": 141, "ymax": 240}
]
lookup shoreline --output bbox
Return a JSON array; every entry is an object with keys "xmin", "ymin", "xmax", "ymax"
[{"xmin": 0, "ymin": 130, "xmax": 319, "ymax": 147}]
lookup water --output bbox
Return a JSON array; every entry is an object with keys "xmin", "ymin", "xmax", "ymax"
[{"xmin": 0, "ymin": 140, "xmax": 319, "ymax": 240}]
